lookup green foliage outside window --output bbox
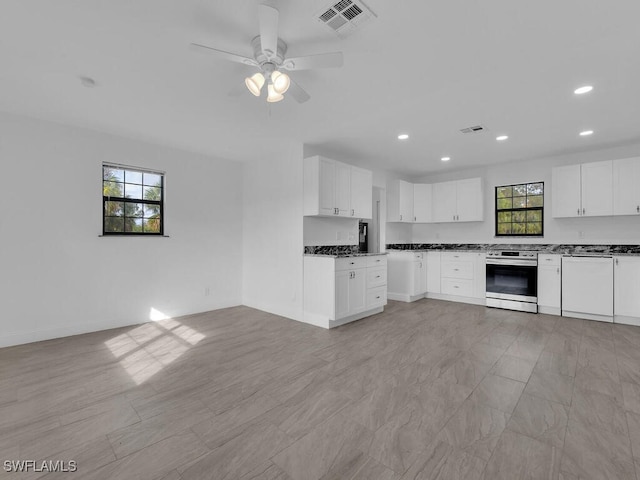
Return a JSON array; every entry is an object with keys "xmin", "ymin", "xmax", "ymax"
[{"xmin": 495, "ymin": 182, "xmax": 543, "ymax": 236}]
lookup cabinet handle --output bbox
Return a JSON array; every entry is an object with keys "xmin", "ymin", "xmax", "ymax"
[
  {"xmin": 414, "ymin": 216, "xmax": 416, "ymax": 221},
  {"xmin": 375, "ymin": 259, "xmax": 380, "ymax": 262},
  {"xmin": 616, "ymin": 258, "xmax": 619, "ymax": 266},
  {"xmin": 400, "ymin": 214, "xmax": 403, "ymax": 221},
  {"xmin": 419, "ymin": 262, "xmax": 423, "ymax": 268},
  {"xmin": 546, "ymin": 258, "xmax": 552, "ymax": 261},
  {"xmin": 350, "ymin": 261, "xmax": 355, "ymax": 265},
  {"xmin": 376, "ymin": 275, "xmax": 381, "ymax": 278},
  {"xmin": 375, "ymin": 295, "xmax": 381, "ymax": 299},
  {"xmin": 454, "ymin": 285, "xmax": 459, "ymax": 289},
  {"xmin": 351, "ymin": 209, "xmax": 354, "ymax": 216},
  {"xmin": 583, "ymin": 208, "xmax": 585, "ymax": 215},
  {"xmin": 453, "ymin": 215, "xmax": 455, "ymax": 221},
  {"xmin": 557, "ymin": 267, "xmax": 560, "ymax": 274},
  {"xmin": 637, "ymin": 205, "xmax": 639, "ymax": 213},
  {"xmin": 577, "ymin": 208, "xmax": 580, "ymax": 215}
]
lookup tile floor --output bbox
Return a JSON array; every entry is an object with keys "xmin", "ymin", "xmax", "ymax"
[{"xmin": 1, "ymin": 299, "xmax": 640, "ymax": 479}]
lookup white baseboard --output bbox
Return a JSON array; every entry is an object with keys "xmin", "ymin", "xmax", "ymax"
[
  {"xmin": 425, "ymin": 292, "xmax": 485, "ymax": 306},
  {"xmin": 614, "ymin": 315, "xmax": 640, "ymax": 327},
  {"xmin": 329, "ymin": 307, "xmax": 384, "ymax": 329},
  {"xmin": 387, "ymin": 292, "xmax": 425, "ymax": 303},
  {"xmin": 562, "ymin": 310, "xmax": 613, "ymax": 323},
  {"xmin": 538, "ymin": 306, "xmax": 561, "ymax": 316}
]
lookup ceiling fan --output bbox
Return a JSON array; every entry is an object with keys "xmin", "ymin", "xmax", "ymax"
[{"xmin": 190, "ymin": 2, "xmax": 343, "ymax": 103}]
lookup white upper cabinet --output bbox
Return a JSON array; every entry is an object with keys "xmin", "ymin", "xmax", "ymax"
[
  {"xmin": 350, "ymin": 166, "xmax": 373, "ymax": 219},
  {"xmin": 387, "ymin": 179, "xmax": 414, "ymax": 222},
  {"xmin": 613, "ymin": 157, "xmax": 640, "ymax": 216},
  {"xmin": 304, "ymin": 156, "xmax": 372, "ymax": 219},
  {"xmin": 432, "ymin": 178, "xmax": 483, "ymax": 223},
  {"xmin": 552, "ymin": 160, "xmax": 613, "ymax": 218},
  {"xmin": 413, "ymin": 184, "xmax": 432, "ymax": 223}
]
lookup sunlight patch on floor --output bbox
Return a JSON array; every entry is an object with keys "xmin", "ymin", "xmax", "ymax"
[{"xmin": 104, "ymin": 308, "xmax": 205, "ymax": 385}]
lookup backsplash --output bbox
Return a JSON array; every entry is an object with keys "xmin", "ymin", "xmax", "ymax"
[
  {"xmin": 386, "ymin": 243, "xmax": 640, "ymax": 254},
  {"xmin": 304, "ymin": 245, "xmax": 360, "ymax": 255}
]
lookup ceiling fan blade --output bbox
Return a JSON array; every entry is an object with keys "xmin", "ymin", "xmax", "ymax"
[
  {"xmin": 282, "ymin": 52, "xmax": 343, "ymax": 71},
  {"xmin": 259, "ymin": 4, "xmax": 279, "ymax": 59},
  {"xmin": 190, "ymin": 43, "xmax": 257, "ymax": 67},
  {"xmin": 287, "ymin": 80, "xmax": 311, "ymax": 104}
]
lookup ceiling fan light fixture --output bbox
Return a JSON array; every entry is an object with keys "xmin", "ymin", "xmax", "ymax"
[
  {"xmin": 267, "ymin": 83, "xmax": 284, "ymax": 102},
  {"xmin": 271, "ymin": 71, "xmax": 290, "ymax": 94},
  {"xmin": 245, "ymin": 72, "xmax": 265, "ymax": 96}
]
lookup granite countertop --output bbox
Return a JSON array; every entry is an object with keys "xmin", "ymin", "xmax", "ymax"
[
  {"xmin": 385, "ymin": 243, "xmax": 640, "ymax": 255},
  {"xmin": 304, "ymin": 252, "xmax": 388, "ymax": 258}
]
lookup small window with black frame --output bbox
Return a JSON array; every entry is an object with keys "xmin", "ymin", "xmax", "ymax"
[
  {"xmin": 495, "ymin": 182, "xmax": 543, "ymax": 237},
  {"xmin": 102, "ymin": 164, "xmax": 164, "ymax": 235}
]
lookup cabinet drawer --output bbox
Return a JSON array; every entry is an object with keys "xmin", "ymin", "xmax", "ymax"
[
  {"xmin": 366, "ymin": 255, "xmax": 388, "ymax": 268},
  {"xmin": 366, "ymin": 286, "xmax": 387, "ymax": 309},
  {"xmin": 441, "ymin": 261, "xmax": 474, "ymax": 279},
  {"xmin": 538, "ymin": 254, "xmax": 561, "ymax": 266},
  {"xmin": 367, "ymin": 266, "xmax": 387, "ymax": 288},
  {"xmin": 335, "ymin": 257, "xmax": 368, "ymax": 271},
  {"xmin": 441, "ymin": 252, "xmax": 475, "ymax": 262},
  {"xmin": 441, "ymin": 278, "xmax": 474, "ymax": 297}
]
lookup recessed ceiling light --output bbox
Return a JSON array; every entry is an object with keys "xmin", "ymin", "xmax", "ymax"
[
  {"xmin": 441, "ymin": 157, "xmax": 451, "ymax": 162},
  {"xmin": 579, "ymin": 130, "xmax": 594, "ymax": 136},
  {"xmin": 397, "ymin": 134, "xmax": 409, "ymax": 140},
  {"xmin": 574, "ymin": 85, "xmax": 593, "ymax": 95},
  {"xmin": 496, "ymin": 135, "xmax": 509, "ymax": 141}
]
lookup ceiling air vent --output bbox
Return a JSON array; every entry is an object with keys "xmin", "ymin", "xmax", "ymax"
[
  {"xmin": 460, "ymin": 125, "xmax": 487, "ymax": 134},
  {"xmin": 315, "ymin": 0, "xmax": 377, "ymax": 38}
]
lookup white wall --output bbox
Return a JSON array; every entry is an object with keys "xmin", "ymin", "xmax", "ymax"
[
  {"xmin": 411, "ymin": 143, "xmax": 640, "ymax": 244},
  {"xmin": 242, "ymin": 142, "xmax": 304, "ymax": 321},
  {"xmin": 0, "ymin": 112, "xmax": 243, "ymax": 347}
]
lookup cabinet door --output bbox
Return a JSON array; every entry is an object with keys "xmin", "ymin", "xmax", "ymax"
[
  {"xmin": 613, "ymin": 157, "xmax": 640, "ymax": 216},
  {"xmin": 413, "ymin": 184, "xmax": 432, "ymax": 223},
  {"xmin": 614, "ymin": 256, "xmax": 640, "ymax": 318},
  {"xmin": 335, "ymin": 270, "xmax": 350, "ymax": 319},
  {"xmin": 538, "ymin": 265, "xmax": 561, "ymax": 309},
  {"xmin": 581, "ymin": 160, "xmax": 613, "ymax": 217},
  {"xmin": 456, "ymin": 178, "xmax": 483, "ymax": 222},
  {"xmin": 432, "ymin": 181, "xmax": 457, "ymax": 223},
  {"xmin": 399, "ymin": 180, "xmax": 414, "ymax": 223},
  {"xmin": 350, "ymin": 167, "xmax": 373, "ymax": 219},
  {"xmin": 335, "ymin": 161, "xmax": 351, "ymax": 217},
  {"xmin": 426, "ymin": 251, "xmax": 441, "ymax": 294},
  {"xmin": 317, "ymin": 157, "xmax": 336, "ymax": 216},
  {"xmin": 349, "ymin": 269, "xmax": 367, "ymax": 314},
  {"xmin": 552, "ymin": 164, "xmax": 581, "ymax": 218},
  {"xmin": 412, "ymin": 257, "xmax": 426, "ymax": 296}
]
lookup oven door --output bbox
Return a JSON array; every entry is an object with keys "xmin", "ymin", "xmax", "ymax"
[{"xmin": 486, "ymin": 260, "xmax": 537, "ymax": 302}]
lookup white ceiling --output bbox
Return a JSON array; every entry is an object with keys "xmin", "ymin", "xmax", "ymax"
[{"xmin": 1, "ymin": 0, "xmax": 639, "ymax": 175}]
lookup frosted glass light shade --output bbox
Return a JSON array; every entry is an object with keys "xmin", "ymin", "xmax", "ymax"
[
  {"xmin": 271, "ymin": 71, "xmax": 290, "ymax": 95},
  {"xmin": 267, "ymin": 84, "xmax": 284, "ymax": 102},
  {"xmin": 245, "ymin": 73, "xmax": 265, "ymax": 96}
]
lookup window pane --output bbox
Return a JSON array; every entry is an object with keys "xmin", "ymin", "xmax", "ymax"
[
  {"xmin": 527, "ymin": 195, "xmax": 543, "ymax": 207},
  {"xmin": 104, "ymin": 181, "xmax": 123, "ymax": 197},
  {"xmin": 143, "ymin": 218, "xmax": 161, "ymax": 233},
  {"xmin": 497, "ymin": 186, "xmax": 512, "ymax": 198},
  {"xmin": 143, "ymin": 173, "xmax": 162, "ymax": 186},
  {"xmin": 497, "ymin": 198, "xmax": 513, "ymax": 210},
  {"xmin": 104, "ymin": 167, "xmax": 124, "ymax": 182},
  {"xmin": 513, "ymin": 197, "xmax": 527, "ymax": 208},
  {"xmin": 497, "ymin": 223, "xmax": 512, "ymax": 235},
  {"xmin": 124, "ymin": 218, "xmax": 143, "ymax": 232},
  {"xmin": 513, "ymin": 184, "xmax": 527, "ymax": 196},
  {"xmin": 527, "ymin": 222, "xmax": 542, "ymax": 234},
  {"xmin": 498, "ymin": 211, "xmax": 512, "ymax": 223},
  {"xmin": 513, "ymin": 211, "xmax": 526, "ymax": 223},
  {"xmin": 105, "ymin": 217, "xmax": 124, "ymax": 232},
  {"xmin": 125, "ymin": 170, "xmax": 143, "ymax": 184},
  {"xmin": 143, "ymin": 186, "xmax": 162, "ymax": 201},
  {"xmin": 527, "ymin": 183, "xmax": 543, "ymax": 195},
  {"xmin": 125, "ymin": 183, "xmax": 143, "ymax": 199},
  {"xmin": 513, "ymin": 223, "xmax": 526, "ymax": 234},
  {"xmin": 144, "ymin": 204, "xmax": 160, "ymax": 217},
  {"xmin": 527, "ymin": 210, "xmax": 542, "ymax": 222},
  {"xmin": 105, "ymin": 201, "xmax": 123, "ymax": 217},
  {"xmin": 124, "ymin": 203, "xmax": 143, "ymax": 217}
]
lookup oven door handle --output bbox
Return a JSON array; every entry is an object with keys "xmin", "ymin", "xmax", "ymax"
[{"xmin": 486, "ymin": 259, "xmax": 538, "ymax": 267}]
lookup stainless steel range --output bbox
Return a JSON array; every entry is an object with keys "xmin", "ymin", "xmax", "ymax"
[{"xmin": 486, "ymin": 250, "xmax": 538, "ymax": 313}]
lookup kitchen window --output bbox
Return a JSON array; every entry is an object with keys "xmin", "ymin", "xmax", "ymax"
[
  {"xmin": 103, "ymin": 164, "xmax": 164, "ymax": 235},
  {"xmin": 495, "ymin": 182, "xmax": 543, "ymax": 236}
]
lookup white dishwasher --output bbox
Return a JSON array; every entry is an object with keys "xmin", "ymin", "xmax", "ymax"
[{"xmin": 561, "ymin": 255, "xmax": 614, "ymax": 322}]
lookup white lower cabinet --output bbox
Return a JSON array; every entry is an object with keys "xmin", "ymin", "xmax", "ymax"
[
  {"xmin": 537, "ymin": 254, "xmax": 561, "ymax": 315},
  {"xmin": 387, "ymin": 251, "xmax": 427, "ymax": 302},
  {"xmin": 428, "ymin": 252, "xmax": 485, "ymax": 304},
  {"xmin": 614, "ymin": 256, "xmax": 640, "ymax": 326},
  {"xmin": 303, "ymin": 254, "xmax": 387, "ymax": 328},
  {"xmin": 426, "ymin": 251, "xmax": 441, "ymax": 294}
]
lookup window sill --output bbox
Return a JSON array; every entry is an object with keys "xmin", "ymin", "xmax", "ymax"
[{"xmin": 99, "ymin": 235, "xmax": 171, "ymax": 238}]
